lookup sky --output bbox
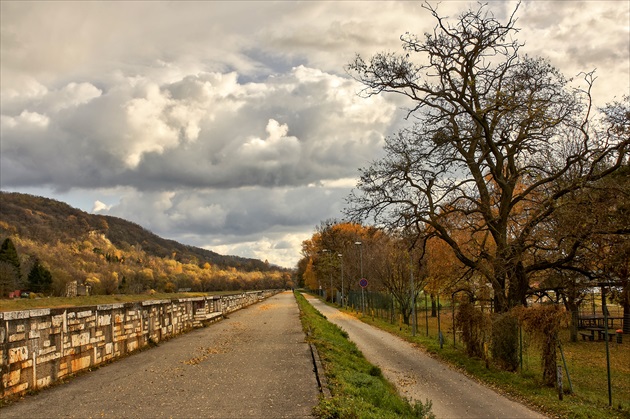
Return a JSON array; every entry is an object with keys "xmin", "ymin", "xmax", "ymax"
[{"xmin": 1, "ymin": 1, "xmax": 629, "ymax": 268}]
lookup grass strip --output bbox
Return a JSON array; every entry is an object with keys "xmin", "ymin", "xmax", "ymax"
[
  {"xmin": 295, "ymin": 292, "xmax": 434, "ymax": 419},
  {"xmin": 0, "ymin": 290, "xmax": 246, "ymax": 312}
]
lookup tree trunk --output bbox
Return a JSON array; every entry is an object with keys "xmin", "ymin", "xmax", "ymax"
[
  {"xmin": 431, "ymin": 294, "xmax": 437, "ymax": 317},
  {"xmin": 564, "ymin": 280, "xmax": 580, "ymax": 342},
  {"xmin": 507, "ymin": 261, "xmax": 529, "ymax": 308},
  {"xmin": 542, "ymin": 331, "xmax": 558, "ymax": 387},
  {"xmin": 402, "ymin": 310, "xmax": 410, "ymax": 326}
]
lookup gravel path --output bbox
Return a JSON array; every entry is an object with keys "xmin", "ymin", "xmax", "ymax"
[
  {"xmin": 1, "ymin": 291, "xmax": 319, "ymax": 419},
  {"xmin": 305, "ymin": 295, "xmax": 546, "ymax": 419}
]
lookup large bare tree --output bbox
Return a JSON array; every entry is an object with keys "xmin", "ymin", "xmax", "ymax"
[{"xmin": 345, "ymin": 2, "xmax": 628, "ymax": 312}]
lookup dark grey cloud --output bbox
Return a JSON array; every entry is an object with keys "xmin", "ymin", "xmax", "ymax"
[{"xmin": 1, "ymin": 1, "xmax": 627, "ymax": 267}]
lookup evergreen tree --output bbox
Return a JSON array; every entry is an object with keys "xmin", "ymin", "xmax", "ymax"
[
  {"xmin": 0, "ymin": 238, "xmax": 21, "ymax": 279},
  {"xmin": 28, "ymin": 259, "xmax": 53, "ymax": 294}
]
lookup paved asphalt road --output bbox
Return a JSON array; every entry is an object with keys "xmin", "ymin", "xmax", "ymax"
[
  {"xmin": 1, "ymin": 291, "xmax": 319, "ymax": 419},
  {"xmin": 305, "ymin": 295, "xmax": 546, "ymax": 419}
]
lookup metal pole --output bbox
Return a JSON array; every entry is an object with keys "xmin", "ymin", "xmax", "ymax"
[
  {"xmin": 356, "ymin": 242, "xmax": 364, "ymax": 315},
  {"xmin": 338, "ymin": 254, "xmax": 344, "ymax": 308},
  {"xmin": 603, "ymin": 286, "xmax": 612, "ymax": 407},
  {"xmin": 519, "ymin": 325, "xmax": 523, "ymax": 371},
  {"xmin": 452, "ymin": 294, "xmax": 456, "ymax": 347},
  {"xmin": 557, "ymin": 365, "xmax": 563, "ymax": 401},
  {"xmin": 329, "ymin": 269, "xmax": 333, "ymax": 304},
  {"xmin": 437, "ymin": 294, "xmax": 443, "ymax": 349},
  {"xmin": 558, "ymin": 340, "xmax": 573, "ymax": 394},
  {"xmin": 425, "ymin": 292, "xmax": 429, "ymax": 336},
  {"xmin": 410, "ymin": 253, "xmax": 416, "ymax": 336}
]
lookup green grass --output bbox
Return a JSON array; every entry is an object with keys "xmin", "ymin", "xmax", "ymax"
[
  {"xmin": 0, "ymin": 291, "xmax": 240, "ymax": 312},
  {"xmin": 295, "ymin": 292, "xmax": 434, "ymax": 419},
  {"xmin": 348, "ymin": 307, "xmax": 630, "ymax": 419}
]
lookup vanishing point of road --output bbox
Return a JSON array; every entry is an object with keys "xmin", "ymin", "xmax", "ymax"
[{"xmin": 2, "ymin": 291, "xmax": 545, "ymax": 418}]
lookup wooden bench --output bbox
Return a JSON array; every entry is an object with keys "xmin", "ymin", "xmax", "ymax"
[
  {"xmin": 579, "ymin": 331, "xmax": 594, "ymax": 341},
  {"xmin": 584, "ymin": 327, "xmax": 615, "ymax": 341}
]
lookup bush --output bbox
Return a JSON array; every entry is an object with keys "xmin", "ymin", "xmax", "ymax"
[
  {"xmin": 516, "ymin": 305, "xmax": 565, "ymax": 386},
  {"xmin": 491, "ymin": 312, "xmax": 519, "ymax": 371},
  {"xmin": 455, "ymin": 302, "xmax": 490, "ymax": 359}
]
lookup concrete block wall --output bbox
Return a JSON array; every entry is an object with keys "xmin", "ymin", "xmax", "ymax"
[{"xmin": 0, "ymin": 290, "xmax": 280, "ymax": 399}]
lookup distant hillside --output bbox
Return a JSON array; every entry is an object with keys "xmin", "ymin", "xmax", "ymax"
[{"xmin": 0, "ymin": 191, "xmax": 279, "ymax": 272}]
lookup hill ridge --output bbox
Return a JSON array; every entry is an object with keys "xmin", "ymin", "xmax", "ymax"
[{"xmin": 0, "ymin": 191, "xmax": 280, "ymax": 272}]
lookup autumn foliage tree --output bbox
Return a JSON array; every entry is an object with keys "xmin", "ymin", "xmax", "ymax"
[{"xmin": 345, "ymin": 2, "xmax": 629, "ymax": 314}]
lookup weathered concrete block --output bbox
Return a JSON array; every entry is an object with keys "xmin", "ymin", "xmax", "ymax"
[
  {"xmin": 9, "ymin": 333, "xmax": 26, "ymax": 343},
  {"xmin": 76, "ymin": 310, "xmax": 93, "ymax": 319},
  {"xmin": 51, "ymin": 315, "xmax": 64, "ymax": 327},
  {"xmin": 37, "ymin": 351, "xmax": 61, "ymax": 364},
  {"xmin": 97, "ymin": 314, "xmax": 112, "ymax": 326},
  {"xmin": 4, "ymin": 382, "xmax": 28, "ymax": 396},
  {"xmin": 29, "ymin": 309, "xmax": 51, "ymax": 318},
  {"xmin": 71, "ymin": 332, "xmax": 90, "ymax": 347},
  {"xmin": 38, "ymin": 346, "xmax": 57, "ymax": 357},
  {"xmin": 3, "ymin": 311, "xmax": 30, "ymax": 320},
  {"xmin": 2, "ymin": 369, "xmax": 21, "ymax": 387},
  {"xmin": 70, "ymin": 355, "xmax": 91, "ymax": 372},
  {"xmin": 4, "ymin": 348, "xmax": 23, "ymax": 366},
  {"xmin": 127, "ymin": 340, "xmax": 138, "ymax": 352},
  {"xmin": 97, "ymin": 303, "xmax": 124, "ymax": 311},
  {"xmin": 36, "ymin": 376, "xmax": 52, "ymax": 389},
  {"xmin": 28, "ymin": 330, "xmax": 41, "ymax": 339},
  {"xmin": 37, "ymin": 321, "xmax": 52, "ymax": 330},
  {"xmin": 68, "ymin": 324, "xmax": 84, "ymax": 332}
]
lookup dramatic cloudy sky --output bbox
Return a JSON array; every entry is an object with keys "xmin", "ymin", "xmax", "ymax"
[{"xmin": 1, "ymin": 1, "xmax": 628, "ymax": 268}]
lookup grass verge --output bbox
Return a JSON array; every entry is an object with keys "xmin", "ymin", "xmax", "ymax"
[
  {"xmin": 351, "ymin": 309, "xmax": 629, "ymax": 419},
  {"xmin": 0, "ymin": 291, "xmax": 242, "ymax": 312},
  {"xmin": 295, "ymin": 292, "xmax": 434, "ymax": 419}
]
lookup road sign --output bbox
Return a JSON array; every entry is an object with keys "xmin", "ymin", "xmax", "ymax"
[{"xmin": 359, "ymin": 278, "xmax": 368, "ymax": 288}]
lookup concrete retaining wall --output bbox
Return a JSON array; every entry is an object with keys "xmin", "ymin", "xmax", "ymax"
[{"xmin": 0, "ymin": 290, "xmax": 281, "ymax": 399}]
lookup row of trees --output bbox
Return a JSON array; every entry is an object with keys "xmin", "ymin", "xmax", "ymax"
[
  {"xmin": 299, "ymin": 2, "xmax": 628, "ymax": 377},
  {"xmin": 0, "ymin": 232, "xmax": 293, "ymax": 298}
]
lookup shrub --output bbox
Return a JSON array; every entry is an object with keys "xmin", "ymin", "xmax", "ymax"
[
  {"xmin": 491, "ymin": 312, "xmax": 519, "ymax": 371},
  {"xmin": 455, "ymin": 302, "xmax": 490, "ymax": 359},
  {"xmin": 516, "ymin": 305, "xmax": 565, "ymax": 386}
]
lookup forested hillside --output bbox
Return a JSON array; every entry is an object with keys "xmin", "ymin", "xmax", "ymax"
[{"xmin": 0, "ymin": 192, "xmax": 292, "ymax": 297}]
